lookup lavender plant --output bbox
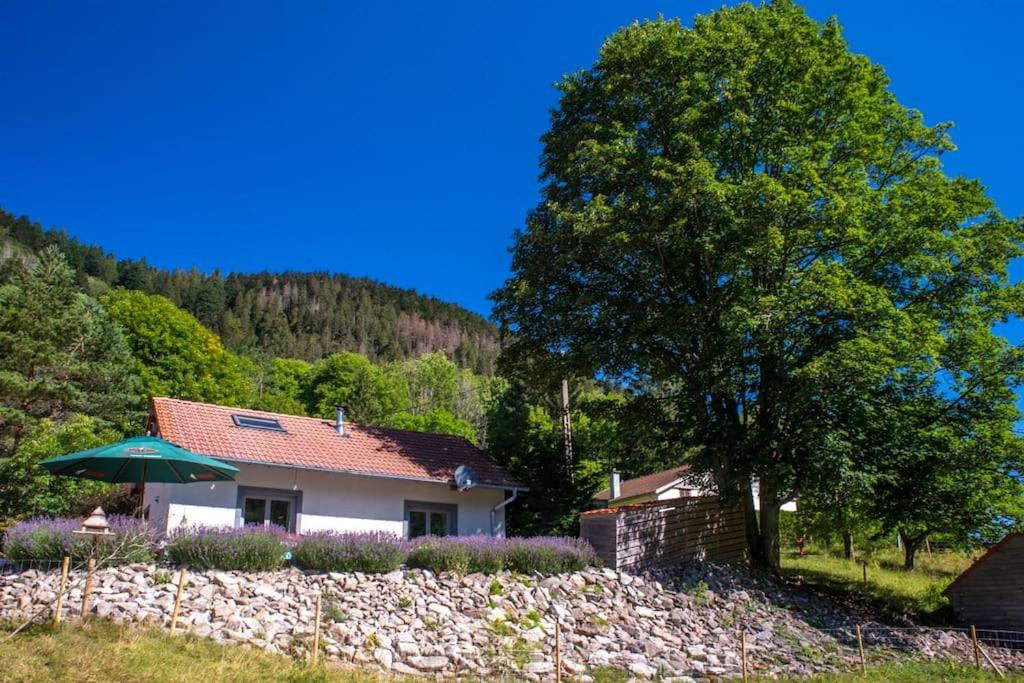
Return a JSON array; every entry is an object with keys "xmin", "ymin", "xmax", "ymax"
[
  {"xmin": 292, "ymin": 531, "xmax": 406, "ymax": 573},
  {"xmin": 505, "ymin": 537, "xmax": 599, "ymax": 574},
  {"xmin": 167, "ymin": 524, "xmax": 286, "ymax": 571},
  {"xmin": 2, "ymin": 515, "xmax": 157, "ymax": 565}
]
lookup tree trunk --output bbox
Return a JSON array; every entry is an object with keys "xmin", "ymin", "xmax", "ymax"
[
  {"xmin": 899, "ymin": 530, "xmax": 920, "ymax": 570},
  {"xmin": 760, "ymin": 504, "xmax": 781, "ymax": 570},
  {"xmin": 758, "ymin": 478, "xmax": 782, "ymax": 570},
  {"xmin": 842, "ymin": 530, "xmax": 854, "ymax": 561},
  {"xmin": 742, "ymin": 481, "xmax": 763, "ymax": 567}
]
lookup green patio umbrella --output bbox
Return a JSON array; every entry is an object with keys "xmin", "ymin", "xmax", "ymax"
[{"xmin": 39, "ymin": 435, "xmax": 238, "ymax": 515}]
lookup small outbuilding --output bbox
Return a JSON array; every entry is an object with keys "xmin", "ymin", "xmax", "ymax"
[{"xmin": 944, "ymin": 534, "xmax": 1024, "ymax": 630}]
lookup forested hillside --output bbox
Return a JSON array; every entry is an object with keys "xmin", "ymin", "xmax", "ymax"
[{"xmin": 0, "ymin": 209, "xmax": 499, "ymax": 373}]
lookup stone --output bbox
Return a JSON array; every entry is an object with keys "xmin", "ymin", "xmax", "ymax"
[
  {"xmin": 373, "ymin": 647, "xmax": 394, "ymax": 669},
  {"xmin": 409, "ymin": 655, "xmax": 449, "ymax": 671}
]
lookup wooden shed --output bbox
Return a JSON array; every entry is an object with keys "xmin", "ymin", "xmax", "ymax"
[{"xmin": 944, "ymin": 534, "xmax": 1024, "ymax": 630}]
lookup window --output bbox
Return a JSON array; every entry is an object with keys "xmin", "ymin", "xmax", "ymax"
[
  {"xmin": 404, "ymin": 501, "xmax": 457, "ymax": 539},
  {"xmin": 232, "ymin": 414, "xmax": 286, "ymax": 432},
  {"xmin": 237, "ymin": 486, "xmax": 301, "ymax": 533}
]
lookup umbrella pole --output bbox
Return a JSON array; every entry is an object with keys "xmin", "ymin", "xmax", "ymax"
[{"xmin": 137, "ymin": 461, "xmax": 147, "ymax": 519}]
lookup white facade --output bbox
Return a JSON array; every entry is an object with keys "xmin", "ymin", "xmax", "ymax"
[{"xmin": 145, "ymin": 461, "xmax": 509, "ymax": 538}]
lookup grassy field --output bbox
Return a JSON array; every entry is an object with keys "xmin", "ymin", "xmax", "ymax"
[
  {"xmin": 0, "ymin": 621, "xmax": 371, "ymax": 683},
  {"xmin": 788, "ymin": 660, "xmax": 1024, "ymax": 682},
  {"xmin": 0, "ymin": 621, "xmax": 1017, "ymax": 682},
  {"xmin": 781, "ymin": 545, "xmax": 977, "ymax": 621}
]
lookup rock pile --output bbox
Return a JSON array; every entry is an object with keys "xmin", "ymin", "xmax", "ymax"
[{"xmin": 2, "ymin": 562, "xmax": 1022, "ymax": 680}]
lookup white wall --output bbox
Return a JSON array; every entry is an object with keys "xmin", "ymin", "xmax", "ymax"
[{"xmin": 144, "ymin": 463, "xmax": 508, "ymax": 537}]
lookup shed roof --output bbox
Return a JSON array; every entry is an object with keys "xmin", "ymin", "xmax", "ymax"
[
  {"xmin": 592, "ymin": 465, "xmax": 696, "ymax": 503},
  {"xmin": 943, "ymin": 533, "xmax": 1023, "ymax": 595}
]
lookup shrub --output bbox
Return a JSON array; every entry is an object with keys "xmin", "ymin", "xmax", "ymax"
[
  {"xmin": 2, "ymin": 515, "xmax": 157, "ymax": 565},
  {"xmin": 167, "ymin": 524, "xmax": 286, "ymax": 571},
  {"xmin": 406, "ymin": 535, "xmax": 597, "ymax": 574},
  {"xmin": 292, "ymin": 531, "xmax": 406, "ymax": 573},
  {"xmin": 407, "ymin": 537, "xmax": 471, "ymax": 574},
  {"xmin": 505, "ymin": 537, "xmax": 598, "ymax": 574}
]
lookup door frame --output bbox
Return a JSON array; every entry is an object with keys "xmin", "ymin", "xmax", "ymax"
[{"xmin": 237, "ymin": 485, "xmax": 303, "ymax": 532}]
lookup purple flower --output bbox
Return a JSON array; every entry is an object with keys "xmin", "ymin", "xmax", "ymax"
[
  {"xmin": 167, "ymin": 524, "xmax": 286, "ymax": 571},
  {"xmin": 2, "ymin": 515, "xmax": 157, "ymax": 565},
  {"xmin": 292, "ymin": 531, "xmax": 406, "ymax": 573}
]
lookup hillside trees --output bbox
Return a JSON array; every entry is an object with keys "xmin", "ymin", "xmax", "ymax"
[
  {"xmin": 0, "ymin": 248, "xmax": 142, "ymax": 517},
  {"xmin": 0, "ymin": 207, "xmax": 501, "ymax": 374},
  {"xmin": 102, "ymin": 289, "xmax": 256, "ymax": 407},
  {"xmin": 492, "ymin": 2, "xmax": 1024, "ymax": 567}
]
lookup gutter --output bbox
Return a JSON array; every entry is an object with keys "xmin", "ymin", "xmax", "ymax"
[{"xmin": 490, "ymin": 487, "xmax": 520, "ymax": 537}]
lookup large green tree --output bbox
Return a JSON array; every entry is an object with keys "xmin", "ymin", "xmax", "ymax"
[
  {"xmin": 102, "ymin": 289, "xmax": 256, "ymax": 406},
  {"xmin": 493, "ymin": 2, "xmax": 1024, "ymax": 567},
  {"xmin": 0, "ymin": 248, "xmax": 142, "ymax": 518},
  {"xmin": 0, "ymin": 248, "xmax": 141, "ymax": 458}
]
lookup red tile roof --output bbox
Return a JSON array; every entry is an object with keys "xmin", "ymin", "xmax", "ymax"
[
  {"xmin": 592, "ymin": 466, "xmax": 696, "ymax": 503},
  {"xmin": 150, "ymin": 397, "xmax": 522, "ymax": 489}
]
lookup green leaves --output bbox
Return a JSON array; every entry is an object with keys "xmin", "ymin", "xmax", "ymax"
[
  {"xmin": 493, "ymin": 3, "xmax": 1024, "ymax": 565},
  {"xmin": 102, "ymin": 289, "xmax": 256, "ymax": 407}
]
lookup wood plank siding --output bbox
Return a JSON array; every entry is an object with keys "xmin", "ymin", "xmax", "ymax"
[
  {"xmin": 579, "ymin": 496, "xmax": 746, "ymax": 571},
  {"xmin": 945, "ymin": 534, "xmax": 1024, "ymax": 631}
]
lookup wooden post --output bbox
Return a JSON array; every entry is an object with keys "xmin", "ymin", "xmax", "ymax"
[
  {"xmin": 81, "ymin": 557, "xmax": 96, "ymax": 620},
  {"xmin": 981, "ymin": 647, "xmax": 1006, "ymax": 679},
  {"xmin": 862, "ymin": 561, "xmax": 868, "ymax": 586},
  {"xmin": 971, "ymin": 625, "xmax": 982, "ymax": 669},
  {"xmin": 740, "ymin": 629, "xmax": 748, "ymax": 682},
  {"xmin": 311, "ymin": 593, "xmax": 322, "ymax": 664},
  {"xmin": 169, "ymin": 568, "xmax": 188, "ymax": 635},
  {"xmin": 856, "ymin": 625, "xmax": 866, "ymax": 673},
  {"xmin": 556, "ymin": 619, "xmax": 564, "ymax": 683},
  {"xmin": 53, "ymin": 556, "xmax": 70, "ymax": 626}
]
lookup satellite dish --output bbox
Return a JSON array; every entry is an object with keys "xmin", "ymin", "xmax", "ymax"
[{"xmin": 453, "ymin": 465, "xmax": 478, "ymax": 491}]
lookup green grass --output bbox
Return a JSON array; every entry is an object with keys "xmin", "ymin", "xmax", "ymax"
[
  {"xmin": 781, "ymin": 545, "xmax": 976, "ymax": 621},
  {"xmin": 782, "ymin": 660, "xmax": 1023, "ymax": 681},
  {"xmin": 0, "ymin": 621, "xmax": 384, "ymax": 682},
  {"xmin": 2, "ymin": 620, "xmax": 1016, "ymax": 683}
]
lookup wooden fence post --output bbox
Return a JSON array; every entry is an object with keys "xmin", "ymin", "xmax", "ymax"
[
  {"xmin": 856, "ymin": 625, "xmax": 866, "ymax": 673},
  {"xmin": 555, "ymin": 619, "xmax": 563, "ymax": 683},
  {"xmin": 81, "ymin": 558, "xmax": 96, "ymax": 620},
  {"xmin": 53, "ymin": 556, "xmax": 70, "ymax": 626},
  {"xmin": 971, "ymin": 625, "xmax": 981, "ymax": 669},
  {"xmin": 311, "ymin": 593, "xmax": 322, "ymax": 665},
  {"xmin": 169, "ymin": 568, "xmax": 188, "ymax": 635},
  {"xmin": 740, "ymin": 629, "xmax": 748, "ymax": 682}
]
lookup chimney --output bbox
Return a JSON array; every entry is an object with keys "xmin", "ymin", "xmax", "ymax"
[
  {"xmin": 610, "ymin": 469, "xmax": 621, "ymax": 500},
  {"xmin": 335, "ymin": 406, "xmax": 346, "ymax": 436}
]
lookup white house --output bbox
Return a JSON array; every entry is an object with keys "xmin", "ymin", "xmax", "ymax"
[
  {"xmin": 593, "ymin": 467, "xmax": 796, "ymax": 512},
  {"xmin": 592, "ymin": 467, "xmax": 710, "ymax": 507},
  {"xmin": 143, "ymin": 398, "xmax": 524, "ymax": 538}
]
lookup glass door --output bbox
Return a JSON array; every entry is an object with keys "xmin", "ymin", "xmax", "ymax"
[{"xmin": 242, "ymin": 496, "xmax": 294, "ymax": 532}]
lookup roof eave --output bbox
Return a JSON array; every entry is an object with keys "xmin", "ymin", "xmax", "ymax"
[{"xmin": 217, "ymin": 455, "xmax": 527, "ymax": 491}]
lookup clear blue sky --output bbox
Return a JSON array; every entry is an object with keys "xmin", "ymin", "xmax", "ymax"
[{"xmin": 2, "ymin": 1, "xmax": 1022, "ymax": 320}]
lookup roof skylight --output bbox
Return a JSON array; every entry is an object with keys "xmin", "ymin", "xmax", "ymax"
[{"xmin": 232, "ymin": 414, "xmax": 286, "ymax": 432}]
